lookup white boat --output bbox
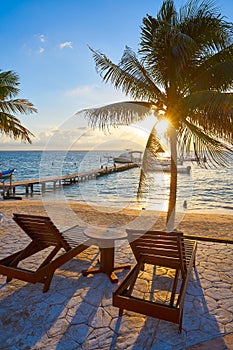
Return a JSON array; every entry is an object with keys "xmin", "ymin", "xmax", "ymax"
[
  {"xmin": 147, "ymin": 157, "xmax": 191, "ymax": 174},
  {"xmin": 149, "ymin": 165, "xmax": 191, "ymax": 174},
  {"xmin": 114, "ymin": 152, "xmax": 191, "ymax": 173},
  {"xmin": 113, "ymin": 151, "xmax": 143, "ymax": 164},
  {"xmin": 149, "ymin": 164, "xmax": 191, "ymax": 174},
  {"xmin": 155, "ymin": 157, "xmax": 184, "ymax": 166}
]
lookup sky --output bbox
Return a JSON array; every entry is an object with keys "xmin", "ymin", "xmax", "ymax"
[{"xmin": 1, "ymin": 0, "xmax": 232, "ymax": 150}]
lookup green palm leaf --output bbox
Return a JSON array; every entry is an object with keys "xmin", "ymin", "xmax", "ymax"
[
  {"xmin": 89, "ymin": 46, "xmax": 165, "ymax": 102},
  {"xmin": 79, "ymin": 101, "xmax": 154, "ymax": 130},
  {"xmin": 0, "ymin": 70, "xmax": 37, "ymax": 143},
  {"xmin": 0, "ymin": 112, "xmax": 34, "ymax": 143}
]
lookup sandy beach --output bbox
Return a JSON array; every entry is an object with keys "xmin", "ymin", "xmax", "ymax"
[{"xmin": 0, "ymin": 199, "xmax": 232, "ymax": 240}]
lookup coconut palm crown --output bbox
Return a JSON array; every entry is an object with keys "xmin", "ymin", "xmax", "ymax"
[
  {"xmin": 79, "ymin": 0, "xmax": 233, "ymax": 230},
  {"xmin": 0, "ymin": 70, "xmax": 37, "ymax": 143}
]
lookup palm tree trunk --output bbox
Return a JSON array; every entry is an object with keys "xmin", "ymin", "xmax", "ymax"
[{"xmin": 166, "ymin": 126, "xmax": 178, "ymax": 231}]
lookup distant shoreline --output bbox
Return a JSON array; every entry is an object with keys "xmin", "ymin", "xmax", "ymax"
[{"xmin": 2, "ymin": 195, "xmax": 232, "ymax": 216}]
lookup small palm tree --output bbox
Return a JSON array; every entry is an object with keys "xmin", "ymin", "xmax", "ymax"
[
  {"xmin": 79, "ymin": 0, "xmax": 233, "ymax": 230},
  {"xmin": 0, "ymin": 70, "xmax": 37, "ymax": 143}
]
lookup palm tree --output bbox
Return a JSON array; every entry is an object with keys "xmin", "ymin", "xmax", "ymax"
[
  {"xmin": 79, "ymin": 0, "xmax": 233, "ymax": 230},
  {"xmin": 0, "ymin": 70, "xmax": 37, "ymax": 143}
]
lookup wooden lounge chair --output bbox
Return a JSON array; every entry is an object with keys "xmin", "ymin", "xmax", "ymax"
[
  {"xmin": 113, "ymin": 230, "xmax": 197, "ymax": 332},
  {"xmin": 0, "ymin": 213, "xmax": 92, "ymax": 292}
]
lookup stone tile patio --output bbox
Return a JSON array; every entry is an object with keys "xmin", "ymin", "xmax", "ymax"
[{"xmin": 0, "ymin": 233, "xmax": 233, "ymax": 349}]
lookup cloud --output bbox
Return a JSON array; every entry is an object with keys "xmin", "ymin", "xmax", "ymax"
[
  {"xmin": 59, "ymin": 41, "xmax": 73, "ymax": 49},
  {"xmin": 23, "ymin": 34, "xmax": 46, "ymax": 55},
  {"xmin": 66, "ymin": 84, "xmax": 131, "ymax": 110},
  {"xmin": 38, "ymin": 47, "xmax": 45, "ymax": 54},
  {"xmin": 0, "ymin": 119, "xmax": 151, "ymax": 151},
  {"xmin": 36, "ymin": 122, "xmax": 148, "ymax": 151},
  {"xmin": 38, "ymin": 34, "xmax": 46, "ymax": 43}
]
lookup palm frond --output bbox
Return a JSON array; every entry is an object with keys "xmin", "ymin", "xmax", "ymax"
[
  {"xmin": 157, "ymin": 0, "xmax": 177, "ymax": 23},
  {"xmin": 170, "ymin": 32, "xmax": 197, "ymax": 75},
  {"xmin": 182, "ymin": 91, "xmax": 233, "ymax": 142},
  {"xmin": 178, "ymin": 0, "xmax": 232, "ymax": 51},
  {"xmin": 192, "ymin": 43, "xmax": 233, "ymax": 76},
  {"xmin": 89, "ymin": 46, "xmax": 165, "ymax": 102},
  {"xmin": 0, "ymin": 69, "xmax": 37, "ymax": 143},
  {"xmin": 140, "ymin": 14, "xmax": 174, "ymax": 86},
  {"xmin": 137, "ymin": 168, "xmax": 150, "ymax": 201},
  {"xmin": 0, "ymin": 113, "xmax": 34, "ymax": 143},
  {"xmin": 0, "ymin": 99, "xmax": 37, "ymax": 115},
  {"xmin": 139, "ymin": 0, "xmax": 232, "ymax": 88},
  {"xmin": 191, "ymin": 60, "xmax": 233, "ymax": 92},
  {"xmin": 119, "ymin": 46, "xmax": 166, "ymax": 101},
  {"xmin": 144, "ymin": 126, "xmax": 165, "ymax": 157},
  {"xmin": 137, "ymin": 126, "xmax": 164, "ymax": 199},
  {"xmin": 77, "ymin": 101, "xmax": 154, "ymax": 131},
  {"xmin": 180, "ymin": 119, "xmax": 233, "ymax": 167},
  {"xmin": 0, "ymin": 70, "xmax": 19, "ymax": 99}
]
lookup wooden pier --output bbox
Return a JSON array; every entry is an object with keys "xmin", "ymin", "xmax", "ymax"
[{"xmin": 0, "ymin": 162, "xmax": 139, "ymax": 197}]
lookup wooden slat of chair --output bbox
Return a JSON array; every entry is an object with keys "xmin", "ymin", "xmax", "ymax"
[
  {"xmin": 0, "ymin": 213, "xmax": 92, "ymax": 292},
  {"xmin": 13, "ymin": 214, "xmax": 71, "ymax": 250},
  {"xmin": 129, "ymin": 230, "xmax": 187, "ymax": 277},
  {"xmin": 113, "ymin": 229, "xmax": 197, "ymax": 332}
]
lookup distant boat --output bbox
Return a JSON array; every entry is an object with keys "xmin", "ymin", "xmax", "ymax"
[
  {"xmin": 149, "ymin": 164, "xmax": 191, "ymax": 174},
  {"xmin": 147, "ymin": 158, "xmax": 191, "ymax": 174},
  {"xmin": 154, "ymin": 157, "xmax": 184, "ymax": 166},
  {"xmin": 148, "ymin": 164, "xmax": 191, "ymax": 174},
  {"xmin": 0, "ymin": 169, "xmax": 15, "ymax": 181},
  {"xmin": 113, "ymin": 151, "xmax": 143, "ymax": 164}
]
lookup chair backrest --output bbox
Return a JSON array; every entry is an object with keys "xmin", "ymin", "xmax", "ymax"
[
  {"xmin": 13, "ymin": 213, "xmax": 71, "ymax": 251},
  {"xmin": 126, "ymin": 229, "xmax": 187, "ymax": 275}
]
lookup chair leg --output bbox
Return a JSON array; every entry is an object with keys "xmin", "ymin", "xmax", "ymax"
[
  {"xmin": 179, "ymin": 311, "xmax": 183, "ymax": 333},
  {"xmin": 42, "ymin": 272, "xmax": 55, "ymax": 293},
  {"xmin": 170, "ymin": 269, "xmax": 179, "ymax": 306},
  {"xmin": 127, "ymin": 261, "xmax": 143, "ymax": 296},
  {"xmin": 119, "ymin": 309, "xmax": 124, "ymax": 316},
  {"xmin": 193, "ymin": 255, "xmax": 196, "ymax": 268}
]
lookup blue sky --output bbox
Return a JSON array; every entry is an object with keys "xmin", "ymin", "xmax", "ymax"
[{"xmin": 1, "ymin": 0, "xmax": 232, "ymax": 150}]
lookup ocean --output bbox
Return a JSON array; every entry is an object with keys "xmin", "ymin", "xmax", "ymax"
[{"xmin": 0, "ymin": 150, "xmax": 232, "ymax": 215}]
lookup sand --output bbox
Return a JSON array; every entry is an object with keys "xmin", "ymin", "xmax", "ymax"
[{"xmin": 0, "ymin": 199, "xmax": 232, "ymax": 241}]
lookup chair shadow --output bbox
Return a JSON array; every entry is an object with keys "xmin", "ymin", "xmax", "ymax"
[
  {"xmin": 0, "ymin": 245, "xmax": 228, "ymax": 349},
  {"xmin": 0, "ymin": 275, "xmax": 79, "ymax": 349},
  {"xmin": 55, "ymin": 252, "xmax": 133, "ymax": 349},
  {"xmin": 0, "ymin": 251, "xmax": 129, "ymax": 349},
  {"xmin": 0, "ymin": 247, "xmax": 102, "ymax": 349}
]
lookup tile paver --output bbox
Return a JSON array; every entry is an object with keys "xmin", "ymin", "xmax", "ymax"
[{"xmin": 0, "ymin": 229, "xmax": 233, "ymax": 350}]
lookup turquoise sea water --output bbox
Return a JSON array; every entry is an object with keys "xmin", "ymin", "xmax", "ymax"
[{"xmin": 0, "ymin": 150, "xmax": 232, "ymax": 215}]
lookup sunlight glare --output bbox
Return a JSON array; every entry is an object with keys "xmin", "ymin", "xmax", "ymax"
[{"xmin": 156, "ymin": 119, "xmax": 169, "ymax": 136}]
